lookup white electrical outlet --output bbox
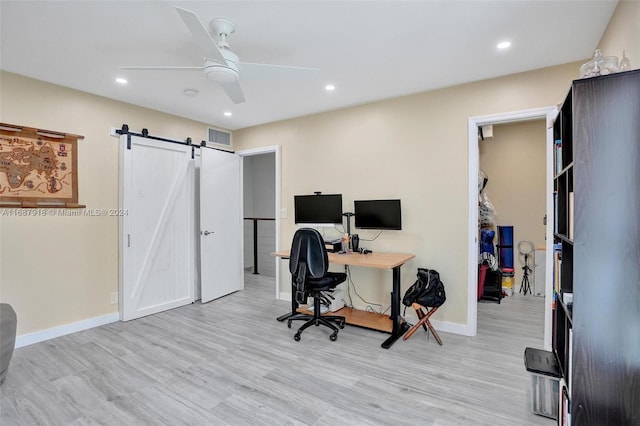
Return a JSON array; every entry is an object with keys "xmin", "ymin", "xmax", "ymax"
[{"xmin": 110, "ymin": 292, "xmax": 118, "ymax": 305}]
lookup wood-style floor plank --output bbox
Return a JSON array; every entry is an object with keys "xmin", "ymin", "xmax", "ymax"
[{"xmin": 0, "ymin": 274, "xmax": 553, "ymax": 425}]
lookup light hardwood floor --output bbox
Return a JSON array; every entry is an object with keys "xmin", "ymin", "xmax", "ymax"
[{"xmin": 1, "ymin": 274, "xmax": 553, "ymax": 425}]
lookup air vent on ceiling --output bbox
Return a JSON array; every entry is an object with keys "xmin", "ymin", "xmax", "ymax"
[{"xmin": 207, "ymin": 127, "xmax": 232, "ymax": 147}]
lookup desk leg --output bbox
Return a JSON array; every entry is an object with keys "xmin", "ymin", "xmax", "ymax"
[
  {"xmin": 381, "ymin": 265, "xmax": 410, "ymax": 349},
  {"xmin": 277, "ymin": 294, "xmax": 299, "ymax": 322}
]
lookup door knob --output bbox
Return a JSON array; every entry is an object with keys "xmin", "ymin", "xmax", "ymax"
[{"xmin": 203, "ymin": 230, "xmax": 213, "ymax": 236}]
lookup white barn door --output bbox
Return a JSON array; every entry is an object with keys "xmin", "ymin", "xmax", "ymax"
[
  {"xmin": 200, "ymin": 148, "xmax": 243, "ymax": 302},
  {"xmin": 119, "ymin": 134, "xmax": 195, "ymax": 321}
]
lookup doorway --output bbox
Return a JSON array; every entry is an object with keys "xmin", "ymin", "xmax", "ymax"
[
  {"xmin": 479, "ymin": 120, "xmax": 546, "ymax": 295},
  {"xmin": 467, "ymin": 107, "xmax": 556, "ymax": 350},
  {"xmin": 238, "ymin": 146, "xmax": 281, "ymax": 299}
]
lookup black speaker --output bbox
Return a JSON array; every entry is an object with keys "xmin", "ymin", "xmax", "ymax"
[{"xmin": 351, "ymin": 234, "xmax": 359, "ymax": 252}]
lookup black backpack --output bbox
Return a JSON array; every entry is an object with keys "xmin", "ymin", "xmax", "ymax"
[{"xmin": 402, "ymin": 268, "xmax": 446, "ymax": 308}]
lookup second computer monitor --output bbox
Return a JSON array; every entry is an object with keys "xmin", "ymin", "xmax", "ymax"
[{"xmin": 354, "ymin": 199, "xmax": 402, "ymax": 230}]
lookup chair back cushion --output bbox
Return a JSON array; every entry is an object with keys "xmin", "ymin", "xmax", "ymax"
[{"xmin": 289, "ymin": 228, "xmax": 328, "ymax": 279}]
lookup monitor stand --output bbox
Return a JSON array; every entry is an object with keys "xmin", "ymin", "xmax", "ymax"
[
  {"xmin": 342, "ymin": 212, "xmax": 355, "ymax": 251},
  {"xmin": 342, "ymin": 212, "xmax": 354, "ymax": 236}
]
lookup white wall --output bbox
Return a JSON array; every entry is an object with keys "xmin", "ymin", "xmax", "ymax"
[{"xmin": 243, "ymin": 154, "xmax": 276, "ymax": 217}]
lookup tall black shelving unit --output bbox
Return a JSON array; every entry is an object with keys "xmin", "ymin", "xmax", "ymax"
[{"xmin": 553, "ymin": 69, "xmax": 640, "ymax": 425}]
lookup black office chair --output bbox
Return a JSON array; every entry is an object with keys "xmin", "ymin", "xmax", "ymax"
[{"xmin": 287, "ymin": 228, "xmax": 347, "ymax": 341}]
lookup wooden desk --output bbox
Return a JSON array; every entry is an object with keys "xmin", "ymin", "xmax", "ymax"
[{"xmin": 273, "ymin": 250, "xmax": 415, "ymax": 349}]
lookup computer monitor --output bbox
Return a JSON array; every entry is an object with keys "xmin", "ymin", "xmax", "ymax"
[
  {"xmin": 294, "ymin": 194, "xmax": 343, "ymax": 225},
  {"xmin": 354, "ymin": 199, "xmax": 402, "ymax": 230}
]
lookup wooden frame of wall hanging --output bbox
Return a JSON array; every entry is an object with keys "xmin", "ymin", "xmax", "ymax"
[{"xmin": 0, "ymin": 122, "xmax": 85, "ymax": 208}]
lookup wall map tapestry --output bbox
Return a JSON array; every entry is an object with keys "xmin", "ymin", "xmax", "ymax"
[{"xmin": 0, "ymin": 123, "xmax": 84, "ymax": 207}]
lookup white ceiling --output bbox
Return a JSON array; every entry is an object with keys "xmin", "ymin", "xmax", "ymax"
[{"xmin": 0, "ymin": 1, "xmax": 617, "ymax": 130}]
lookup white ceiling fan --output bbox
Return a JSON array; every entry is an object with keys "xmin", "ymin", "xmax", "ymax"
[{"xmin": 120, "ymin": 6, "xmax": 320, "ymax": 104}]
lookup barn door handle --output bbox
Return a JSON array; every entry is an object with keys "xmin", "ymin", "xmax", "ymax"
[{"xmin": 203, "ymin": 230, "xmax": 214, "ymax": 236}]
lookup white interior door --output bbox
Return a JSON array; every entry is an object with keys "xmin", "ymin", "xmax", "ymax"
[
  {"xmin": 200, "ymin": 148, "xmax": 243, "ymax": 302},
  {"xmin": 120, "ymin": 135, "xmax": 195, "ymax": 321}
]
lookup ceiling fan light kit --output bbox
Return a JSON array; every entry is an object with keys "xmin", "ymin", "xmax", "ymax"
[{"xmin": 204, "ymin": 58, "xmax": 239, "ymax": 84}]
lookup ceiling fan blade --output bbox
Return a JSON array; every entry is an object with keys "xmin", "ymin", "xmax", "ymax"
[
  {"xmin": 240, "ymin": 62, "xmax": 320, "ymax": 80},
  {"xmin": 119, "ymin": 66, "xmax": 204, "ymax": 70},
  {"xmin": 175, "ymin": 6, "xmax": 227, "ymax": 65},
  {"xmin": 219, "ymin": 80, "xmax": 245, "ymax": 104}
]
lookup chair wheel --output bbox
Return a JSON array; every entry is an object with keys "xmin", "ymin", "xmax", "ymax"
[
  {"xmin": 339, "ymin": 321, "xmax": 345, "ymax": 329},
  {"xmin": 287, "ymin": 320, "xmax": 292, "ymax": 329},
  {"xmin": 330, "ymin": 332, "xmax": 338, "ymax": 341},
  {"xmin": 294, "ymin": 333, "xmax": 301, "ymax": 341}
]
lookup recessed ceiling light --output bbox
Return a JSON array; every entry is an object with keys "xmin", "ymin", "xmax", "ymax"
[
  {"xmin": 115, "ymin": 77, "xmax": 128, "ymax": 85},
  {"xmin": 497, "ymin": 41, "xmax": 511, "ymax": 49},
  {"xmin": 223, "ymin": 111, "xmax": 232, "ymax": 117},
  {"xmin": 325, "ymin": 84, "xmax": 335, "ymax": 91},
  {"xmin": 183, "ymin": 88, "xmax": 198, "ymax": 97}
]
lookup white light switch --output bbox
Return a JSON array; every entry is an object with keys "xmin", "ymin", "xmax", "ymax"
[{"xmin": 280, "ymin": 208, "xmax": 287, "ymax": 219}]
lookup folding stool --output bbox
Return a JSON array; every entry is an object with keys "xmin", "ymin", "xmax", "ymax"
[{"xmin": 402, "ymin": 302, "xmax": 443, "ymax": 345}]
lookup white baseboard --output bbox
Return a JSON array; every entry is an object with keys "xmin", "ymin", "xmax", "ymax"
[
  {"xmin": 15, "ymin": 312, "xmax": 119, "ymax": 348},
  {"xmin": 402, "ymin": 310, "xmax": 473, "ymax": 336},
  {"xmin": 279, "ymin": 291, "xmax": 472, "ymax": 336},
  {"xmin": 279, "ymin": 291, "xmax": 292, "ymax": 301},
  {"xmin": 428, "ymin": 319, "xmax": 474, "ymax": 336}
]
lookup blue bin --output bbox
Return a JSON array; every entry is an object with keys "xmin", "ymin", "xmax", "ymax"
[{"xmin": 498, "ymin": 226, "xmax": 514, "ymax": 269}]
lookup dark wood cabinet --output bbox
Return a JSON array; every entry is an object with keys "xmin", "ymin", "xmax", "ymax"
[{"xmin": 553, "ymin": 69, "xmax": 640, "ymax": 426}]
